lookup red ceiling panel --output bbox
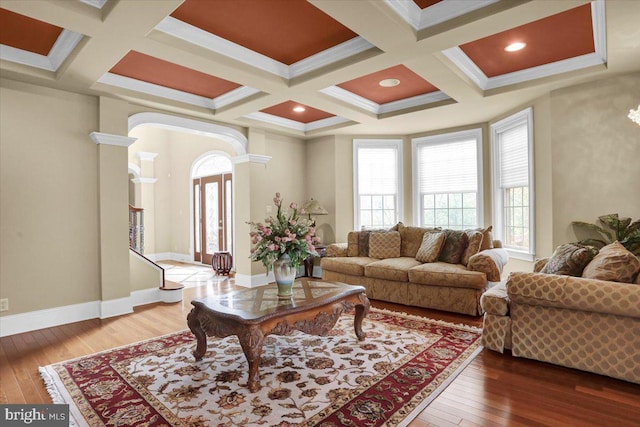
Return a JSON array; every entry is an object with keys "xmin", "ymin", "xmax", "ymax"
[
  {"xmin": 261, "ymin": 101, "xmax": 334, "ymax": 123},
  {"xmin": 0, "ymin": 8, "xmax": 63, "ymax": 56},
  {"xmin": 110, "ymin": 51, "xmax": 241, "ymax": 99},
  {"xmin": 413, "ymin": 0, "xmax": 442, "ymax": 10},
  {"xmin": 337, "ymin": 65, "xmax": 438, "ymax": 104},
  {"xmin": 171, "ymin": 0, "xmax": 357, "ymax": 65},
  {"xmin": 460, "ymin": 4, "xmax": 594, "ymax": 78}
]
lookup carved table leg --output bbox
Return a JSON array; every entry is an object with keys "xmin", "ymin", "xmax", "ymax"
[
  {"xmin": 238, "ymin": 326, "xmax": 265, "ymax": 392},
  {"xmin": 187, "ymin": 307, "xmax": 207, "ymax": 361},
  {"xmin": 354, "ymin": 292, "xmax": 371, "ymax": 341}
]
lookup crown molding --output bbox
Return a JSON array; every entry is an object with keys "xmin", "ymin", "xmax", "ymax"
[
  {"xmin": 0, "ymin": 29, "xmax": 82, "ymax": 72},
  {"xmin": 321, "ymin": 85, "xmax": 450, "ymax": 115},
  {"xmin": 90, "ymin": 132, "xmax": 137, "ymax": 147},
  {"xmin": 155, "ymin": 16, "xmax": 373, "ymax": 80},
  {"xmin": 385, "ymin": 0, "xmax": 499, "ymax": 31},
  {"xmin": 243, "ymin": 112, "xmax": 349, "ymax": 133},
  {"xmin": 232, "ymin": 154, "xmax": 272, "ymax": 165},
  {"xmin": 79, "ymin": 0, "xmax": 108, "ymax": 8},
  {"xmin": 97, "ymin": 72, "xmax": 258, "ymax": 111}
]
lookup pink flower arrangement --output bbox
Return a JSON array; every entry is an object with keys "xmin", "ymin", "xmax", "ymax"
[{"xmin": 248, "ymin": 193, "xmax": 320, "ymax": 271}]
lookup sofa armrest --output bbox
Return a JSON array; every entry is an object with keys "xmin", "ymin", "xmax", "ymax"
[
  {"xmin": 492, "ymin": 239, "xmax": 503, "ymax": 249},
  {"xmin": 533, "ymin": 257, "xmax": 550, "ymax": 273},
  {"xmin": 506, "ymin": 272, "xmax": 640, "ymax": 318},
  {"xmin": 468, "ymin": 248, "xmax": 509, "ymax": 282},
  {"xmin": 325, "ymin": 243, "xmax": 348, "ymax": 257}
]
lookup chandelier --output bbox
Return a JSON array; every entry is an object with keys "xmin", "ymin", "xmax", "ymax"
[{"xmin": 629, "ymin": 104, "xmax": 640, "ymax": 126}]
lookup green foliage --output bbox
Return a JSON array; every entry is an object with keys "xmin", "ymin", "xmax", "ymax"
[
  {"xmin": 571, "ymin": 213, "xmax": 640, "ymax": 256},
  {"xmin": 248, "ymin": 193, "xmax": 320, "ymax": 271}
]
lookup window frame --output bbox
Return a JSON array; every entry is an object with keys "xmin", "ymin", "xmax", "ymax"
[
  {"xmin": 411, "ymin": 128, "xmax": 484, "ymax": 229},
  {"xmin": 353, "ymin": 139, "xmax": 403, "ymax": 230},
  {"xmin": 490, "ymin": 107, "xmax": 535, "ymax": 261}
]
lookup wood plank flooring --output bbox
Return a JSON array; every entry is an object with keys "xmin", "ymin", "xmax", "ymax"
[{"xmin": 1, "ymin": 276, "xmax": 638, "ymax": 426}]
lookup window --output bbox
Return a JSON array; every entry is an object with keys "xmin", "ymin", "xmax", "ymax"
[
  {"xmin": 353, "ymin": 139, "xmax": 402, "ymax": 229},
  {"xmin": 412, "ymin": 129, "xmax": 483, "ymax": 230},
  {"xmin": 491, "ymin": 108, "xmax": 534, "ymax": 260}
]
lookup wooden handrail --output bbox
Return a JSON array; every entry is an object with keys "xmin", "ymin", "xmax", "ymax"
[{"xmin": 129, "ymin": 204, "xmax": 144, "ymax": 213}]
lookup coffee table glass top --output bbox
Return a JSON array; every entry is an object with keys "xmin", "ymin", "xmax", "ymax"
[{"xmin": 191, "ymin": 280, "xmax": 364, "ymax": 321}]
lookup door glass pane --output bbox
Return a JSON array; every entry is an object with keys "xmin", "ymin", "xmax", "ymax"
[
  {"xmin": 205, "ymin": 182, "xmax": 219, "ymax": 255},
  {"xmin": 194, "ymin": 183, "xmax": 201, "ymax": 254}
]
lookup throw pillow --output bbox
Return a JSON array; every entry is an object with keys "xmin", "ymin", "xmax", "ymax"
[
  {"xmin": 347, "ymin": 231, "xmax": 360, "ymax": 257},
  {"xmin": 438, "ymin": 230, "xmax": 469, "ymax": 264},
  {"xmin": 540, "ymin": 243, "xmax": 599, "ymax": 277},
  {"xmin": 415, "ymin": 231, "xmax": 446, "ymax": 263},
  {"xmin": 582, "ymin": 241, "xmax": 640, "ymax": 283},
  {"xmin": 358, "ymin": 231, "xmax": 372, "ymax": 256},
  {"xmin": 461, "ymin": 230, "xmax": 484, "ymax": 266},
  {"xmin": 400, "ymin": 226, "xmax": 439, "ymax": 257},
  {"xmin": 477, "ymin": 225, "xmax": 494, "ymax": 251},
  {"xmin": 369, "ymin": 231, "xmax": 401, "ymax": 259}
]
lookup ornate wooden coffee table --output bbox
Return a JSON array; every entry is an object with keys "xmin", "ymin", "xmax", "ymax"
[{"xmin": 187, "ymin": 280, "xmax": 370, "ymax": 392}]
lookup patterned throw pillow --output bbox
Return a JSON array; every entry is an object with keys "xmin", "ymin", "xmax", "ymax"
[
  {"xmin": 415, "ymin": 231, "xmax": 446, "ymax": 263},
  {"xmin": 438, "ymin": 230, "xmax": 469, "ymax": 264},
  {"xmin": 461, "ymin": 230, "xmax": 483, "ymax": 266},
  {"xmin": 369, "ymin": 231, "xmax": 401, "ymax": 259},
  {"xmin": 582, "ymin": 241, "xmax": 640, "ymax": 283},
  {"xmin": 540, "ymin": 243, "xmax": 599, "ymax": 277},
  {"xmin": 477, "ymin": 226, "xmax": 494, "ymax": 251}
]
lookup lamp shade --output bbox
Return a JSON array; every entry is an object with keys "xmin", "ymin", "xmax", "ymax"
[{"xmin": 302, "ymin": 198, "xmax": 328, "ymax": 215}]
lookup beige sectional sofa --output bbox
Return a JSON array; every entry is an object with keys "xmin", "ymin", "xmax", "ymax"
[
  {"xmin": 481, "ymin": 253, "xmax": 640, "ymax": 384},
  {"xmin": 321, "ymin": 224, "xmax": 508, "ymax": 316}
]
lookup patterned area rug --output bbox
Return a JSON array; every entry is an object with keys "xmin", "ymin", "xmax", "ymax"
[{"xmin": 40, "ymin": 309, "xmax": 481, "ymax": 427}]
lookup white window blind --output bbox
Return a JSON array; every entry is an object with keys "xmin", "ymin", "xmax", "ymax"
[
  {"xmin": 417, "ymin": 139, "xmax": 478, "ymax": 193},
  {"xmin": 358, "ymin": 147, "xmax": 398, "ymax": 194},
  {"xmin": 497, "ymin": 124, "xmax": 528, "ymax": 188}
]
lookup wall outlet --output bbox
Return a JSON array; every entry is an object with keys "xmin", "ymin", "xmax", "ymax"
[{"xmin": 0, "ymin": 298, "xmax": 8, "ymax": 312}]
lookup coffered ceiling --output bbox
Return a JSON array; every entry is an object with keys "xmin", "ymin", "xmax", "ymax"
[{"xmin": 1, "ymin": 0, "xmax": 639, "ymax": 138}]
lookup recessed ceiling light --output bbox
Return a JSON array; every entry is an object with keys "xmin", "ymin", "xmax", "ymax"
[
  {"xmin": 379, "ymin": 78, "xmax": 400, "ymax": 87},
  {"xmin": 293, "ymin": 106, "xmax": 306, "ymax": 113},
  {"xmin": 504, "ymin": 42, "xmax": 526, "ymax": 52}
]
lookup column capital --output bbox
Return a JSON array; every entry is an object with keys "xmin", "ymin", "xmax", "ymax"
[
  {"xmin": 90, "ymin": 131, "xmax": 137, "ymax": 147},
  {"xmin": 137, "ymin": 151, "xmax": 159, "ymax": 162},
  {"xmin": 232, "ymin": 154, "xmax": 271, "ymax": 165}
]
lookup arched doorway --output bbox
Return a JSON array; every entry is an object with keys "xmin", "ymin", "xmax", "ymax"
[{"xmin": 191, "ymin": 153, "xmax": 233, "ymax": 265}]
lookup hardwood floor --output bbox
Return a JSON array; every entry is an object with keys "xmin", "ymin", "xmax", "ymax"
[{"xmin": 1, "ymin": 276, "xmax": 638, "ymax": 426}]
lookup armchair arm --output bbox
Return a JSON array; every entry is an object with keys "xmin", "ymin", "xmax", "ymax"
[
  {"xmin": 506, "ymin": 272, "xmax": 640, "ymax": 318},
  {"xmin": 468, "ymin": 248, "xmax": 509, "ymax": 282},
  {"xmin": 325, "ymin": 243, "xmax": 348, "ymax": 257}
]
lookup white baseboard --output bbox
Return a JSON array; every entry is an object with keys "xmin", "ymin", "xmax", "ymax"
[
  {"xmin": 0, "ymin": 286, "xmax": 166, "ymax": 337},
  {"xmin": 234, "ymin": 272, "xmax": 275, "ymax": 288},
  {"xmin": 146, "ymin": 252, "xmax": 192, "ymax": 263},
  {"xmin": 0, "ymin": 301, "xmax": 100, "ymax": 337}
]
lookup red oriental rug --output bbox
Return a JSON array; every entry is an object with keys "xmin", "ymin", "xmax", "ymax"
[{"xmin": 40, "ymin": 308, "xmax": 481, "ymax": 427}]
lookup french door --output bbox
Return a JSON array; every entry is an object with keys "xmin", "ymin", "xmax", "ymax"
[{"xmin": 193, "ymin": 173, "xmax": 233, "ymax": 265}]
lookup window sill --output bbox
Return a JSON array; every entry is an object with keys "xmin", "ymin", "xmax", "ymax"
[{"xmin": 504, "ymin": 248, "xmax": 535, "ymax": 262}]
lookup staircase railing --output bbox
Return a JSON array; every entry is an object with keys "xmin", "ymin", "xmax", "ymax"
[{"xmin": 129, "ymin": 205, "xmax": 144, "ymax": 253}]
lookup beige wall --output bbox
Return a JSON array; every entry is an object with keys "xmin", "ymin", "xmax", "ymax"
[
  {"xmin": 129, "ymin": 250, "xmax": 163, "ymax": 291},
  {"xmin": 0, "ymin": 80, "xmax": 101, "ymax": 315},
  {"xmin": 550, "ymin": 72, "xmax": 640, "ymax": 247}
]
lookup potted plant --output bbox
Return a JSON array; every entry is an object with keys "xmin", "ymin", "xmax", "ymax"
[
  {"xmin": 572, "ymin": 213, "xmax": 640, "ymax": 257},
  {"xmin": 249, "ymin": 193, "xmax": 320, "ymax": 297}
]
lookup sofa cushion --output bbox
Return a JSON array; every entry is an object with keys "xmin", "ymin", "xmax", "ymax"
[
  {"xmin": 415, "ymin": 231, "xmax": 446, "ymax": 263},
  {"xmin": 477, "ymin": 225, "xmax": 494, "ymax": 251},
  {"xmin": 320, "ymin": 256, "xmax": 377, "ymax": 276},
  {"xmin": 540, "ymin": 243, "xmax": 598, "ymax": 277},
  {"xmin": 438, "ymin": 230, "xmax": 469, "ymax": 264},
  {"xmin": 462, "ymin": 230, "xmax": 483, "ymax": 266},
  {"xmin": 369, "ymin": 231, "xmax": 401, "ymax": 259},
  {"xmin": 408, "ymin": 262, "xmax": 486, "ymax": 290},
  {"xmin": 399, "ymin": 225, "xmax": 438, "ymax": 257},
  {"xmin": 582, "ymin": 241, "xmax": 640, "ymax": 283},
  {"xmin": 364, "ymin": 257, "xmax": 421, "ymax": 282}
]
